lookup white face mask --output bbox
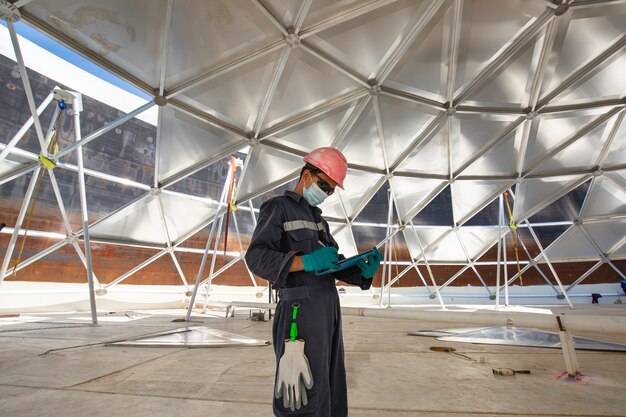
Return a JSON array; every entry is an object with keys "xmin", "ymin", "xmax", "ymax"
[{"xmin": 303, "ymin": 173, "xmax": 328, "ymax": 207}]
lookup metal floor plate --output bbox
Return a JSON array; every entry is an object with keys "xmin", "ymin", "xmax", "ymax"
[
  {"xmin": 107, "ymin": 326, "xmax": 270, "ymax": 348},
  {"xmin": 410, "ymin": 326, "xmax": 626, "ymax": 352}
]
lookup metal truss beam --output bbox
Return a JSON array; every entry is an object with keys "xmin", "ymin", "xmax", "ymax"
[
  {"xmin": 259, "ymin": 88, "xmax": 369, "ymax": 139},
  {"xmin": 55, "ymin": 101, "xmax": 156, "ymax": 160},
  {"xmin": 376, "ymin": 0, "xmax": 447, "ymax": 83},
  {"xmin": 251, "ymin": 0, "xmax": 289, "ymax": 37},
  {"xmin": 158, "ymin": 0, "xmax": 174, "ymax": 96},
  {"xmin": 453, "ymin": 9, "xmax": 554, "ymax": 106},
  {"xmin": 537, "ymin": 33, "xmax": 626, "ymax": 109},
  {"xmin": 300, "ymin": 41, "xmax": 370, "ymax": 87},
  {"xmin": 166, "ymin": 40, "xmax": 285, "ymax": 99},
  {"xmin": 390, "ymin": 112, "xmax": 447, "ymax": 173},
  {"xmin": 445, "ymin": 0, "xmax": 463, "ymax": 104},
  {"xmin": 0, "ymin": 91, "xmax": 54, "ymax": 163},
  {"xmin": 299, "ymin": 0, "xmax": 402, "ymax": 39},
  {"xmin": 523, "ymin": 106, "xmax": 622, "ymax": 176}
]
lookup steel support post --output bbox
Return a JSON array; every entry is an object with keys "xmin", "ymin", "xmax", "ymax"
[
  {"xmin": 387, "ymin": 212, "xmax": 395, "ymax": 307},
  {"xmin": 495, "ymin": 194, "xmax": 504, "ymax": 307},
  {"xmin": 73, "ymin": 108, "xmax": 98, "ymax": 325},
  {"xmin": 48, "ymin": 169, "xmax": 101, "ymax": 288},
  {"xmin": 202, "ymin": 202, "xmax": 227, "ymax": 311},
  {"xmin": 379, "ymin": 188, "xmax": 395, "ymax": 307},
  {"xmin": 503, "ymin": 218, "xmax": 509, "ymax": 306},
  {"xmin": 185, "ymin": 165, "xmax": 232, "ymax": 321}
]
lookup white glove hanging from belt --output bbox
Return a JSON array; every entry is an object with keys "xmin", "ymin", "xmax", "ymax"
[{"xmin": 274, "ymin": 304, "xmax": 314, "ymax": 411}]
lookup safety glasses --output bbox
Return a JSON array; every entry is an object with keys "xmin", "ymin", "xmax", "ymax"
[{"xmin": 313, "ymin": 173, "xmax": 335, "ymax": 196}]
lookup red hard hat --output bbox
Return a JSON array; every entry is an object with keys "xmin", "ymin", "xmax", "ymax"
[{"xmin": 303, "ymin": 147, "xmax": 347, "ymax": 189}]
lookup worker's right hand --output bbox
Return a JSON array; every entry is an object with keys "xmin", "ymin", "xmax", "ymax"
[{"xmin": 302, "ymin": 247, "xmax": 338, "ymax": 272}]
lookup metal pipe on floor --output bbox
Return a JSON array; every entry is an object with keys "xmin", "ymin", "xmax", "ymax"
[{"xmin": 341, "ymin": 306, "xmax": 626, "ymax": 335}]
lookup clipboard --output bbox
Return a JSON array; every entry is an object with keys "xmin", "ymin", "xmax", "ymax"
[{"xmin": 315, "ymin": 249, "xmax": 376, "ymax": 276}]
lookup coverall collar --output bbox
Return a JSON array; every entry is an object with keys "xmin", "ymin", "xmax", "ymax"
[{"xmin": 284, "ymin": 190, "xmax": 322, "ymax": 214}]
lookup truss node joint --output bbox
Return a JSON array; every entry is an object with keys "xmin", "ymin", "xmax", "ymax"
[
  {"xmin": 593, "ymin": 168, "xmax": 603, "ymax": 177},
  {"xmin": 384, "ymin": 173, "xmax": 393, "ymax": 181},
  {"xmin": 554, "ymin": 3, "xmax": 570, "ymax": 16},
  {"xmin": 526, "ymin": 111, "xmax": 538, "ymax": 120},
  {"xmin": 66, "ymin": 234, "xmax": 78, "ymax": 245},
  {"xmin": 368, "ymin": 84, "xmax": 381, "ymax": 96},
  {"xmin": 0, "ymin": 0, "xmax": 21, "ymax": 22},
  {"xmin": 154, "ymin": 95, "xmax": 168, "ymax": 106},
  {"xmin": 150, "ymin": 187, "xmax": 161, "ymax": 196},
  {"xmin": 248, "ymin": 134, "xmax": 260, "ymax": 147},
  {"xmin": 446, "ymin": 107, "xmax": 457, "ymax": 116},
  {"xmin": 95, "ymin": 288, "xmax": 108, "ymax": 296},
  {"xmin": 286, "ymin": 32, "xmax": 300, "ymax": 48}
]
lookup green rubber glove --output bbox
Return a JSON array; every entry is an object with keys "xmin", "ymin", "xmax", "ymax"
[
  {"xmin": 302, "ymin": 246, "xmax": 338, "ymax": 272},
  {"xmin": 357, "ymin": 247, "xmax": 383, "ymax": 278}
]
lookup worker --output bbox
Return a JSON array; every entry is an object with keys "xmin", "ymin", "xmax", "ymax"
[{"xmin": 245, "ymin": 147, "xmax": 382, "ymax": 416}]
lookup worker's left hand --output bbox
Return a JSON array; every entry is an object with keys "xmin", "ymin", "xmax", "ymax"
[{"xmin": 356, "ymin": 247, "xmax": 383, "ymax": 278}]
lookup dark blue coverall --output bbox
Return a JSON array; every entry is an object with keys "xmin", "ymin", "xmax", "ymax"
[{"xmin": 245, "ymin": 191, "xmax": 371, "ymax": 417}]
